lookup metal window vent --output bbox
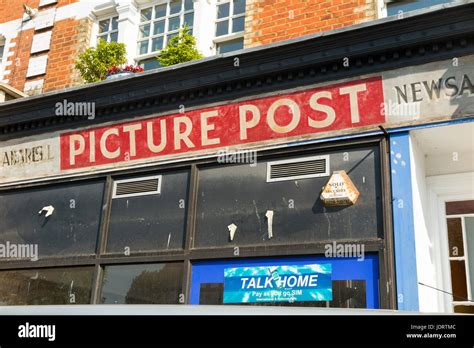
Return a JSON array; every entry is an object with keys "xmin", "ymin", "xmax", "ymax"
[
  {"xmin": 112, "ymin": 175, "xmax": 162, "ymax": 199},
  {"xmin": 266, "ymin": 155, "xmax": 330, "ymax": 182}
]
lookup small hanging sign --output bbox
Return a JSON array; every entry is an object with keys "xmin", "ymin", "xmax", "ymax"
[{"xmin": 320, "ymin": 170, "xmax": 360, "ymax": 206}]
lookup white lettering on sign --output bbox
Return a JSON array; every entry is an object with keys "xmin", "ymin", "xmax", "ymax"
[
  {"xmin": 239, "ymin": 105, "xmax": 261, "ymax": 140},
  {"xmin": 240, "ymin": 274, "xmax": 319, "ymax": 289}
]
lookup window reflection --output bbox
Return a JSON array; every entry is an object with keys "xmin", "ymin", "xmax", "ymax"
[
  {"xmin": 0, "ymin": 267, "xmax": 94, "ymax": 305},
  {"xmin": 101, "ymin": 263, "xmax": 183, "ymax": 304}
]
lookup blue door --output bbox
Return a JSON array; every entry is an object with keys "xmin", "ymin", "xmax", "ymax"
[{"xmin": 190, "ymin": 255, "xmax": 379, "ymax": 308}]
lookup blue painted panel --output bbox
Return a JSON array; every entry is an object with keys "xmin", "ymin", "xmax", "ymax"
[
  {"xmin": 190, "ymin": 255, "xmax": 379, "ymax": 308},
  {"xmin": 390, "ymin": 132, "xmax": 419, "ymax": 311}
]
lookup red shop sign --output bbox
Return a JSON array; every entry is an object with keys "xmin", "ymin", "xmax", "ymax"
[{"xmin": 60, "ymin": 76, "xmax": 384, "ymax": 170}]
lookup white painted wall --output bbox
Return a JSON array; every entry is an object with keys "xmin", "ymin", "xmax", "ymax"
[
  {"xmin": 409, "ymin": 134, "xmax": 440, "ymax": 312},
  {"xmin": 194, "ymin": 0, "xmax": 218, "ymax": 57}
]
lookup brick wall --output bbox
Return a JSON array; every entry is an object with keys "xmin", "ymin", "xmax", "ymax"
[
  {"xmin": 43, "ymin": 17, "xmax": 92, "ymax": 92},
  {"xmin": 244, "ymin": 0, "xmax": 377, "ymax": 47},
  {"xmin": 5, "ymin": 29, "xmax": 35, "ymax": 91},
  {"xmin": 0, "ymin": 0, "xmax": 40, "ymax": 24},
  {"xmin": 0, "ymin": 0, "xmax": 85, "ymax": 95}
]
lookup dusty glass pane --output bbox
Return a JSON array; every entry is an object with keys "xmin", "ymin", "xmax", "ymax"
[
  {"xmin": 170, "ymin": 0, "xmax": 182, "ymax": 15},
  {"xmin": 138, "ymin": 57, "xmax": 161, "ymax": 71},
  {"xmin": 153, "ymin": 20, "xmax": 165, "ymax": 35},
  {"xmin": 168, "ymin": 16, "xmax": 180, "ymax": 32},
  {"xmin": 464, "ymin": 217, "xmax": 474, "ymax": 300},
  {"xmin": 106, "ymin": 170, "xmax": 189, "ymax": 253},
  {"xmin": 217, "ymin": 3, "xmax": 230, "ymax": 19},
  {"xmin": 184, "ymin": 12, "xmax": 194, "ymax": 27},
  {"xmin": 184, "ymin": 0, "xmax": 193, "ymax": 11},
  {"xmin": 387, "ymin": 0, "xmax": 453, "ymax": 16},
  {"xmin": 111, "ymin": 16, "xmax": 118, "ymax": 30},
  {"xmin": 100, "ymin": 263, "xmax": 183, "ymax": 304},
  {"xmin": 217, "ymin": 38, "xmax": 243, "ymax": 53},
  {"xmin": 0, "ymin": 267, "xmax": 94, "ymax": 305},
  {"xmin": 110, "ymin": 31, "xmax": 118, "ymax": 42},
  {"xmin": 151, "ymin": 36, "xmax": 164, "ymax": 51},
  {"xmin": 138, "ymin": 40, "xmax": 148, "ymax": 55},
  {"xmin": 446, "ymin": 200, "xmax": 474, "ymax": 215},
  {"xmin": 155, "ymin": 4, "xmax": 167, "ymax": 18},
  {"xmin": 139, "ymin": 24, "xmax": 150, "ymax": 39},
  {"xmin": 454, "ymin": 305, "xmax": 474, "ymax": 313},
  {"xmin": 450, "ymin": 260, "xmax": 468, "ymax": 301},
  {"xmin": 233, "ymin": 0, "xmax": 246, "ymax": 15},
  {"xmin": 232, "ymin": 16, "xmax": 245, "ymax": 33},
  {"xmin": 0, "ymin": 180, "xmax": 104, "ymax": 259},
  {"xmin": 140, "ymin": 8, "xmax": 152, "ymax": 22},
  {"xmin": 447, "ymin": 218, "xmax": 464, "ymax": 257},
  {"xmin": 216, "ymin": 20, "xmax": 229, "ymax": 36},
  {"xmin": 99, "ymin": 19, "xmax": 110, "ymax": 33}
]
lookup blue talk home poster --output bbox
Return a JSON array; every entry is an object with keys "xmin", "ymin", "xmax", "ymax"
[{"xmin": 223, "ymin": 264, "xmax": 332, "ymax": 303}]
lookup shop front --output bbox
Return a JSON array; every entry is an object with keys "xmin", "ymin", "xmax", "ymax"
[{"xmin": 0, "ymin": 4, "xmax": 473, "ymax": 312}]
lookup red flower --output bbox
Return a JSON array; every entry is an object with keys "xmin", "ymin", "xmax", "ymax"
[{"xmin": 106, "ymin": 64, "xmax": 144, "ymax": 76}]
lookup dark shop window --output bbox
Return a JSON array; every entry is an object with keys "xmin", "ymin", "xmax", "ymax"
[
  {"xmin": 106, "ymin": 170, "xmax": 189, "ymax": 253},
  {"xmin": 0, "ymin": 267, "xmax": 94, "ymax": 305},
  {"xmin": 100, "ymin": 263, "xmax": 183, "ymax": 304},
  {"xmin": 0, "ymin": 180, "xmax": 105, "ymax": 259},
  {"xmin": 194, "ymin": 146, "xmax": 382, "ymax": 248},
  {"xmin": 199, "ymin": 280, "xmax": 366, "ymax": 308}
]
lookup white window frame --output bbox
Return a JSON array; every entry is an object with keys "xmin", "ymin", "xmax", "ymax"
[
  {"xmin": 97, "ymin": 15, "xmax": 119, "ymax": 43},
  {"xmin": 445, "ymin": 212, "xmax": 474, "ymax": 309},
  {"xmin": 425, "ymin": 172, "xmax": 474, "ymax": 313},
  {"xmin": 0, "ymin": 42, "xmax": 4, "ymax": 66},
  {"xmin": 0, "ymin": 35, "xmax": 7, "ymax": 81},
  {"xmin": 377, "ymin": 0, "xmax": 388, "ymax": 18},
  {"xmin": 136, "ymin": 0, "xmax": 195, "ymax": 60},
  {"xmin": 214, "ymin": 0, "xmax": 245, "ymax": 53}
]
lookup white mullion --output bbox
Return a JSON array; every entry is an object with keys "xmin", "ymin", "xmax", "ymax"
[
  {"xmin": 228, "ymin": 0, "xmax": 233, "ymax": 35},
  {"xmin": 461, "ymin": 216, "xmax": 472, "ymax": 301},
  {"xmin": 163, "ymin": 1, "xmax": 170, "ymax": 48},
  {"xmin": 143, "ymin": 6, "xmax": 155, "ymax": 54},
  {"xmin": 181, "ymin": 0, "xmax": 184, "ymax": 28},
  {"xmin": 446, "ymin": 213, "xmax": 474, "ymax": 218},
  {"xmin": 448, "ymin": 256, "xmax": 466, "ymax": 261}
]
